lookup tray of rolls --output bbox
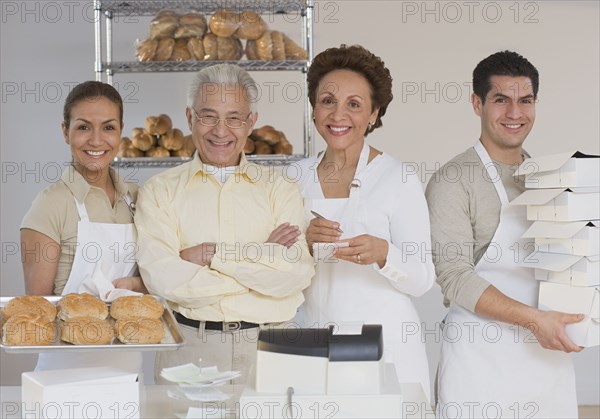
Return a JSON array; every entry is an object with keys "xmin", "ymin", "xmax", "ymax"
[{"xmin": 0, "ymin": 294, "xmax": 185, "ymax": 353}]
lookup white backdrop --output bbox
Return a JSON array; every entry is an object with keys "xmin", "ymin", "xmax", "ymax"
[{"xmin": 1, "ymin": 0, "xmax": 599, "ymax": 404}]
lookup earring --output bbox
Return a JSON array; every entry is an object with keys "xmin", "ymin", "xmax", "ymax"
[{"xmin": 368, "ymin": 122, "xmax": 373, "ymax": 130}]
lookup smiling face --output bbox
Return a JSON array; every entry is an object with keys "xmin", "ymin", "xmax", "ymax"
[
  {"xmin": 62, "ymin": 96, "xmax": 122, "ymax": 179},
  {"xmin": 313, "ymin": 69, "xmax": 379, "ymax": 153},
  {"xmin": 473, "ymin": 75, "xmax": 536, "ymax": 160},
  {"xmin": 187, "ymin": 83, "xmax": 257, "ymax": 167}
]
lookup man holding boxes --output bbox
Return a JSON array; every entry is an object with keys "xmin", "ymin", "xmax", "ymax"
[{"xmin": 426, "ymin": 50, "xmax": 582, "ymax": 418}]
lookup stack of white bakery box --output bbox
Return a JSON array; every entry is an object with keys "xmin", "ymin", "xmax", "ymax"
[{"xmin": 512, "ymin": 151, "xmax": 599, "ymax": 347}]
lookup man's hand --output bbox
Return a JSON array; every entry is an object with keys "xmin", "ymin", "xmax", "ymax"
[
  {"xmin": 267, "ymin": 223, "xmax": 301, "ymax": 248},
  {"xmin": 113, "ymin": 276, "xmax": 149, "ymax": 294},
  {"xmin": 180, "ymin": 242, "xmax": 217, "ymax": 266},
  {"xmin": 306, "ymin": 217, "xmax": 342, "ymax": 254},
  {"xmin": 528, "ymin": 310, "xmax": 585, "ymax": 353}
]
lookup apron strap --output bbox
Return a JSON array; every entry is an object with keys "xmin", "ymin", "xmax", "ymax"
[
  {"xmin": 73, "ymin": 196, "xmax": 90, "ymax": 222},
  {"xmin": 474, "ymin": 141, "xmax": 509, "ymax": 205}
]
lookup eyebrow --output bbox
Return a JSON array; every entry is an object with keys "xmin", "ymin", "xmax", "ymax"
[
  {"xmin": 196, "ymin": 107, "xmax": 244, "ymax": 116},
  {"xmin": 73, "ymin": 118, "xmax": 118, "ymax": 124}
]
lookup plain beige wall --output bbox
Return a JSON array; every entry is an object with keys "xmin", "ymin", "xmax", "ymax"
[{"xmin": 1, "ymin": 0, "xmax": 598, "ymax": 403}]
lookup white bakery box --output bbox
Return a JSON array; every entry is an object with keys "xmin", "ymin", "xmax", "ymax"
[
  {"xmin": 515, "ymin": 150, "xmax": 599, "ymax": 189},
  {"xmin": 240, "ymin": 325, "xmax": 405, "ymax": 418},
  {"xmin": 21, "ymin": 367, "xmax": 139, "ymax": 419},
  {"xmin": 511, "ymin": 187, "xmax": 600, "ymax": 222},
  {"xmin": 523, "ymin": 220, "xmax": 599, "ymax": 256},
  {"xmin": 520, "ymin": 251, "xmax": 599, "ymax": 287},
  {"xmin": 539, "ymin": 282, "xmax": 599, "ymax": 347}
]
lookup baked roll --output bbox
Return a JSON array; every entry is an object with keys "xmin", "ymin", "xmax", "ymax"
[
  {"xmin": 256, "ymin": 31, "xmax": 273, "ymax": 60},
  {"xmin": 174, "ymin": 24, "xmax": 206, "ymax": 39},
  {"xmin": 61, "ymin": 316, "xmax": 114, "ymax": 345},
  {"xmin": 2, "ymin": 313, "xmax": 57, "ymax": 346},
  {"xmin": 110, "ymin": 295, "xmax": 164, "ymax": 320},
  {"xmin": 252, "ymin": 125, "xmax": 282, "ymax": 145},
  {"xmin": 236, "ymin": 11, "xmax": 267, "ymax": 40},
  {"xmin": 187, "ymin": 37, "xmax": 205, "ymax": 60},
  {"xmin": 131, "ymin": 128, "xmax": 155, "ymax": 151},
  {"xmin": 170, "ymin": 39, "xmax": 192, "ymax": 61},
  {"xmin": 244, "ymin": 137, "xmax": 255, "ymax": 154},
  {"xmin": 57, "ymin": 293, "xmax": 108, "ymax": 321},
  {"xmin": 115, "ymin": 318, "xmax": 164, "ymax": 344},
  {"xmin": 136, "ymin": 38, "xmax": 158, "ymax": 62},
  {"xmin": 145, "ymin": 146, "xmax": 170, "ymax": 157},
  {"xmin": 3, "ymin": 296, "xmax": 56, "ymax": 322},
  {"xmin": 159, "ymin": 128, "xmax": 185, "ymax": 151},
  {"xmin": 283, "ymin": 34, "xmax": 308, "ymax": 60},
  {"xmin": 149, "ymin": 15, "xmax": 178, "ymax": 39},
  {"xmin": 271, "ymin": 31, "xmax": 286, "ymax": 60},
  {"xmin": 202, "ymin": 33, "xmax": 218, "ymax": 60},
  {"xmin": 179, "ymin": 13, "xmax": 207, "ymax": 28},
  {"xmin": 254, "ymin": 141, "xmax": 273, "ymax": 155},
  {"xmin": 154, "ymin": 37, "xmax": 175, "ymax": 61},
  {"xmin": 209, "ymin": 9, "xmax": 239, "ymax": 37},
  {"xmin": 245, "ymin": 40, "xmax": 259, "ymax": 60},
  {"xmin": 217, "ymin": 36, "xmax": 243, "ymax": 60},
  {"xmin": 145, "ymin": 115, "xmax": 172, "ymax": 136},
  {"xmin": 118, "ymin": 145, "xmax": 145, "ymax": 158}
]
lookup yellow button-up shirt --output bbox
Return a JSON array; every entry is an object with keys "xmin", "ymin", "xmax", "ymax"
[{"xmin": 135, "ymin": 154, "xmax": 314, "ymax": 323}]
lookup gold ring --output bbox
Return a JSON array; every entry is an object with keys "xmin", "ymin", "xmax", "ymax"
[{"xmin": 357, "ymin": 253, "xmax": 361, "ymax": 263}]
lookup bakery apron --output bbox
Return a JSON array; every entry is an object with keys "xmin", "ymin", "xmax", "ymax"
[
  {"xmin": 35, "ymin": 195, "xmax": 142, "ymax": 373},
  {"xmin": 436, "ymin": 141, "xmax": 576, "ymax": 419},
  {"xmin": 301, "ymin": 144, "xmax": 431, "ymax": 402}
]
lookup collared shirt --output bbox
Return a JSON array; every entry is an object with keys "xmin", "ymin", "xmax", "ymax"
[
  {"xmin": 135, "ymin": 153, "xmax": 314, "ymax": 323},
  {"xmin": 20, "ymin": 165, "xmax": 138, "ymax": 295}
]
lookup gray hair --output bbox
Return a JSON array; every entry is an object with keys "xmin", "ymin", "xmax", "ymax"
[{"xmin": 187, "ymin": 64, "xmax": 259, "ymax": 113}]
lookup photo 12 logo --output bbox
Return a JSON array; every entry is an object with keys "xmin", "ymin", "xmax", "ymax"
[{"xmin": 400, "ymin": 1, "xmax": 541, "ymax": 24}]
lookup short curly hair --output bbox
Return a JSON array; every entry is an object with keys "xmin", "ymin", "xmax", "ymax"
[{"xmin": 307, "ymin": 45, "xmax": 393, "ymax": 136}]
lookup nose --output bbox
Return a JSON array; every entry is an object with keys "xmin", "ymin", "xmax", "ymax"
[
  {"xmin": 506, "ymin": 102, "xmax": 524, "ymax": 119},
  {"xmin": 88, "ymin": 128, "xmax": 104, "ymax": 146},
  {"xmin": 211, "ymin": 119, "xmax": 229, "ymax": 136},
  {"xmin": 330, "ymin": 103, "xmax": 347, "ymax": 121}
]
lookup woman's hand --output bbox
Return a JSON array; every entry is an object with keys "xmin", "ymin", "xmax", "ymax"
[
  {"xmin": 306, "ymin": 217, "xmax": 342, "ymax": 255},
  {"xmin": 334, "ymin": 234, "xmax": 389, "ymax": 268},
  {"xmin": 113, "ymin": 276, "xmax": 149, "ymax": 294}
]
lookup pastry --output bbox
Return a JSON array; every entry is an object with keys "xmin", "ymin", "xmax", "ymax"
[
  {"xmin": 145, "ymin": 146, "xmax": 170, "ymax": 157},
  {"xmin": 136, "ymin": 38, "xmax": 158, "ymax": 62},
  {"xmin": 179, "ymin": 13, "xmax": 207, "ymax": 28},
  {"xmin": 271, "ymin": 31, "xmax": 286, "ymax": 60},
  {"xmin": 118, "ymin": 145, "xmax": 145, "ymax": 158},
  {"xmin": 187, "ymin": 37, "xmax": 205, "ymax": 60},
  {"xmin": 209, "ymin": 9, "xmax": 239, "ymax": 37},
  {"xmin": 174, "ymin": 24, "xmax": 206, "ymax": 39},
  {"xmin": 159, "ymin": 128, "xmax": 184, "ymax": 151},
  {"xmin": 149, "ymin": 15, "xmax": 178, "ymax": 39},
  {"xmin": 57, "ymin": 293, "xmax": 108, "ymax": 321},
  {"xmin": 145, "ymin": 115, "xmax": 172, "ymax": 136},
  {"xmin": 237, "ymin": 11, "xmax": 267, "ymax": 40},
  {"xmin": 3, "ymin": 296, "xmax": 56, "ymax": 322},
  {"xmin": 61, "ymin": 316, "xmax": 113, "ymax": 345},
  {"xmin": 2, "ymin": 313, "xmax": 57, "ymax": 346},
  {"xmin": 254, "ymin": 140, "xmax": 273, "ymax": 154},
  {"xmin": 115, "ymin": 318, "xmax": 164, "ymax": 344},
  {"xmin": 154, "ymin": 37, "xmax": 175, "ymax": 61},
  {"xmin": 110, "ymin": 295, "xmax": 164, "ymax": 320},
  {"xmin": 217, "ymin": 36, "xmax": 243, "ymax": 60},
  {"xmin": 256, "ymin": 30, "xmax": 273, "ymax": 60},
  {"xmin": 244, "ymin": 137, "xmax": 255, "ymax": 154},
  {"xmin": 131, "ymin": 129, "xmax": 155, "ymax": 151},
  {"xmin": 252, "ymin": 125, "xmax": 282, "ymax": 145},
  {"xmin": 202, "ymin": 33, "xmax": 218, "ymax": 60},
  {"xmin": 283, "ymin": 34, "xmax": 308, "ymax": 60},
  {"xmin": 245, "ymin": 40, "xmax": 259, "ymax": 60},
  {"xmin": 170, "ymin": 38, "xmax": 192, "ymax": 61},
  {"xmin": 273, "ymin": 138, "xmax": 293, "ymax": 154}
]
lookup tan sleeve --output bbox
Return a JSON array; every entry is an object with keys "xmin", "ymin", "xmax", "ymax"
[{"xmin": 20, "ymin": 186, "xmax": 68, "ymax": 244}]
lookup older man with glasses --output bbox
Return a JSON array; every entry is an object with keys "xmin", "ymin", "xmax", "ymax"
[{"xmin": 135, "ymin": 64, "xmax": 315, "ymax": 384}]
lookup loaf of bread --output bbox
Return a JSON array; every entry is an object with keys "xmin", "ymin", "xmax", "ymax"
[
  {"xmin": 145, "ymin": 146, "xmax": 170, "ymax": 157},
  {"xmin": 271, "ymin": 31, "xmax": 286, "ymax": 60},
  {"xmin": 115, "ymin": 318, "xmax": 164, "ymax": 344},
  {"xmin": 149, "ymin": 15, "xmax": 178, "ymax": 39},
  {"xmin": 3, "ymin": 296, "xmax": 56, "ymax": 322},
  {"xmin": 2, "ymin": 313, "xmax": 57, "ymax": 346},
  {"xmin": 154, "ymin": 37, "xmax": 175, "ymax": 61},
  {"xmin": 159, "ymin": 128, "xmax": 185, "ymax": 151},
  {"xmin": 187, "ymin": 37, "xmax": 205, "ymax": 60},
  {"xmin": 209, "ymin": 9, "xmax": 240, "ymax": 37},
  {"xmin": 60, "ymin": 316, "xmax": 114, "ymax": 345},
  {"xmin": 170, "ymin": 38, "xmax": 192, "ymax": 61},
  {"xmin": 57, "ymin": 293, "xmax": 108, "ymax": 321},
  {"xmin": 145, "ymin": 114, "xmax": 172, "ymax": 136},
  {"xmin": 237, "ymin": 11, "xmax": 267, "ymax": 40},
  {"xmin": 256, "ymin": 30, "xmax": 273, "ymax": 60},
  {"xmin": 136, "ymin": 38, "xmax": 158, "ymax": 62},
  {"xmin": 110, "ymin": 295, "xmax": 164, "ymax": 320}
]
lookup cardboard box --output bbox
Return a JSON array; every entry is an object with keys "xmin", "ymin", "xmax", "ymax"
[
  {"xmin": 523, "ymin": 220, "xmax": 599, "ymax": 256},
  {"xmin": 21, "ymin": 367, "xmax": 139, "ymax": 419},
  {"xmin": 515, "ymin": 151, "xmax": 599, "ymax": 189},
  {"xmin": 523, "ymin": 251, "xmax": 599, "ymax": 286},
  {"xmin": 511, "ymin": 187, "xmax": 600, "ymax": 221},
  {"xmin": 538, "ymin": 282, "xmax": 599, "ymax": 347}
]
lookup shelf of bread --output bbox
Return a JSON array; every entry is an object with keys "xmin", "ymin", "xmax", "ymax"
[
  {"xmin": 98, "ymin": 0, "xmax": 307, "ymax": 16},
  {"xmin": 105, "ymin": 60, "xmax": 306, "ymax": 73},
  {"xmin": 113, "ymin": 154, "xmax": 304, "ymax": 168}
]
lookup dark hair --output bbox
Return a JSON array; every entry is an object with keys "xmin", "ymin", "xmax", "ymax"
[
  {"xmin": 307, "ymin": 44, "xmax": 393, "ymax": 136},
  {"xmin": 63, "ymin": 81, "xmax": 123, "ymax": 129},
  {"xmin": 473, "ymin": 50, "xmax": 539, "ymax": 103}
]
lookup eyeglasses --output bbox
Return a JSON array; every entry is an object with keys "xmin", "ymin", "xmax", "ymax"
[{"xmin": 191, "ymin": 108, "xmax": 251, "ymax": 129}]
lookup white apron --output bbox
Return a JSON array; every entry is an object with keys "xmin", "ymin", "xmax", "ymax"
[
  {"xmin": 436, "ymin": 142, "xmax": 577, "ymax": 418},
  {"xmin": 36, "ymin": 195, "xmax": 142, "ymax": 372},
  {"xmin": 298, "ymin": 144, "xmax": 431, "ymax": 402}
]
